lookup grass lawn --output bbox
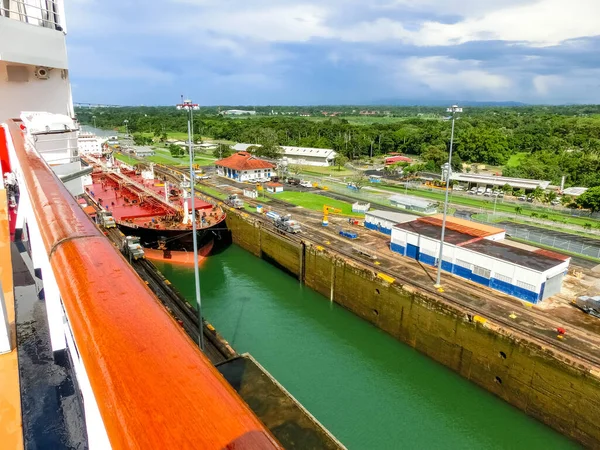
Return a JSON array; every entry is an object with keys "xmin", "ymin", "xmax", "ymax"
[
  {"xmin": 113, "ymin": 153, "xmax": 137, "ymax": 166},
  {"xmin": 273, "ymin": 191, "xmax": 361, "ymax": 216},
  {"xmin": 374, "ymin": 183, "xmax": 600, "ymax": 228},
  {"xmin": 300, "ymin": 166, "xmax": 355, "ymax": 177},
  {"xmin": 195, "ymin": 184, "xmax": 227, "ymax": 200},
  {"xmin": 473, "ymin": 214, "xmax": 600, "ymax": 240},
  {"xmin": 506, "ymin": 152, "xmax": 528, "ymax": 168}
]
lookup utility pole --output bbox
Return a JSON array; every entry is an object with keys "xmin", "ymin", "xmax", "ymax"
[
  {"xmin": 435, "ymin": 105, "xmax": 463, "ymax": 290},
  {"xmin": 175, "ymin": 98, "xmax": 204, "ymax": 351}
]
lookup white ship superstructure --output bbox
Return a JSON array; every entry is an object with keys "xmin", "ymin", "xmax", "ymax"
[
  {"xmin": 0, "ymin": 2, "xmax": 281, "ymax": 449},
  {"xmin": 78, "ymin": 132, "xmax": 107, "ymax": 157},
  {"xmin": 0, "ymin": 0, "xmax": 72, "ymax": 121}
]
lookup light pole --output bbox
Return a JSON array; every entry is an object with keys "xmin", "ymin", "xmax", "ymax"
[
  {"xmin": 92, "ymin": 115, "xmax": 97, "ymax": 129},
  {"xmin": 435, "ymin": 105, "xmax": 463, "ymax": 289},
  {"xmin": 123, "ymin": 119, "xmax": 129, "ymax": 137},
  {"xmin": 176, "ymin": 98, "xmax": 205, "ymax": 351}
]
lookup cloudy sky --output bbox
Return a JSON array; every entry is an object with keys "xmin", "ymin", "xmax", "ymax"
[{"xmin": 65, "ymin": 0, "xmax": 600, "ymax": 105}]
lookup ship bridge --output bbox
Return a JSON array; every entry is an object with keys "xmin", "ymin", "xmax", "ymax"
[{"xmin": 0, "ymin": 119, "xmax": 282, "ymax": 448}]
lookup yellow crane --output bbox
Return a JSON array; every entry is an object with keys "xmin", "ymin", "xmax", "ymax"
[{"xmin": 322, "ymin": 205, "xmax": 342, "ymax": 226}]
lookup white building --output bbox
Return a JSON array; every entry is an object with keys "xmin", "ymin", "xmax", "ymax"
[
  {"xmin": 450, "ymin": 173, "xmax": 550, "ymax": 191},
  {"xmin": 133, "ymin": 146, "xmax": 155, "ymax": 157},
  {"xmin": 215, "ymin": 151, "xmax": 275, "ymax": 182},
  {"xmin": 364, "ymin": 210, "xmax": 415, "ymax": 235},
  {"xmin": 389, "ymin": 194, "xmax": 437, "ymax": 214},
  {"xmin": 562, "ymin": 187, "xmax": 587, "ymax": 196},
  {"xmin": 222, "ymin": 110, "xmax": 256, "ymax": 116},
  {"xmin": 266, "ymin": 182, "xmax": 284, "ymax": 193},
  {"xmin": 232, "ymin": 143, "xmax": 337, "ymax": 167},
  {"xmin": 389, "ymin": 216, "xmax": 569, "ymax": 303},
  {"xmin": 78, "ymin": 133, "xmax": 106, "ymax": 157}
]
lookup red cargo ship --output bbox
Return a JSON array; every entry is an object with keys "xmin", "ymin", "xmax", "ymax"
[{"xmin": 83, "ymin": 156, "xmax": 226, "ymax": 257}]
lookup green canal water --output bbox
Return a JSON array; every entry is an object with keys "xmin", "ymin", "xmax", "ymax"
[{"xmin": 154, "ymin": 245, "xmax": 579, "ymax": 450}]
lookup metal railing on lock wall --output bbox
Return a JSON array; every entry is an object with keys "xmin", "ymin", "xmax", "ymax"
[
  {"xmin": 0, "ymin": 0, "xmax": 63, "ymax": 30},
  {"xmin": 2, "ymin": 121, "xmax": 282, "ymax": 450}
]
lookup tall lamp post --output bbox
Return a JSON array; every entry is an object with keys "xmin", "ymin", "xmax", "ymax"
[
  {"xmin": 176, "ymin": 98, "xmax": 205, "ymax": 351},
  {"xmin": 435, "ymin": 105, "xmax": 463, "ymax": 289},
  {"xmin": 92, "ymin": 115, "xmax": 97, "ymax": 129},
  {"xmin": 123, "ymin": 119, "xmax": 129, "ymax": 137}
]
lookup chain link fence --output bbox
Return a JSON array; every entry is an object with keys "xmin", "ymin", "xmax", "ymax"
[
  {"xmin": 469, "ymin": 216, "xmax": 600, "ymax": 259},
  {"xmin": 300, "ymin": 174, "xmax": 425, "ymax": 210},
  {"xmin": 299, "ymin": 173, "xmax": 600, "ymax": 259}
]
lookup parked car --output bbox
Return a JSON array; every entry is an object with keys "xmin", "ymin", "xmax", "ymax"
[
  {"xmin": 299, "ymin": 180, "xmax": 312, "ymax": 188},
  {"xmin": 453, "ymin": 185, "xmax": 465, "ymax": 191},
  {"xmin": 551, "ymin": 199, "xmax": 561, "ymax": 206},
  {"xmin": 518, "ymin": 195, "xmax": 527, "ymax": 201},
  {"xmin": 476, "ymin": 187, "xmax": 485, "ymax": 195},
  {"xmin": 527, "ymin": 197, "xmax": 534, "ymax": 203}
]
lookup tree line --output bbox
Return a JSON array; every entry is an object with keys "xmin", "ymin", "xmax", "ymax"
[{"xmin": 76, "ymin": 105, "xmax": 600, "ymax": 187}]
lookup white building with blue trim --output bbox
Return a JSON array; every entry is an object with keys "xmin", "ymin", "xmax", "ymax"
[
  {"xmin": 389, "ymin": 216, "xmax": 569, "ymax": 304},
  {"xmin": 364, "ymin": 210, "xmax": 415, "ymax": 235}
]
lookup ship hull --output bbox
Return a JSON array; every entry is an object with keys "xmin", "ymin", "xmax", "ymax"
[{"xmin": 117, "ymin": 220, "xmax": 225, "ymax": 254}]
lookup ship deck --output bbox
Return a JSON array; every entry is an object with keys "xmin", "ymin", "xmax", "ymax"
[
  {"xmin": 86, "ymin": 172, "xmax": 223, "ymax": 230},
  {"xmin": 0, "ymin": 190, "xmax": 23, "ymax": 449}
]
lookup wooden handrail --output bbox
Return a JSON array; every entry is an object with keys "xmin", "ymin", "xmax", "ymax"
[{"xmin": 5, "ymin": 121, "xmax": 281, "ymax": 449}]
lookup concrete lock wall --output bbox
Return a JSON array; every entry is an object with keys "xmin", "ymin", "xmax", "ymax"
[{"xmin": 226, "ymin": 211, "xmax": 600, "ymax": 447}]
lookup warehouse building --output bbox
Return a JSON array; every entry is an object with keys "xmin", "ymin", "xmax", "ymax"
[
  {"xmin": 389, "ymin": 194, "xmax": 437, "ymax": 214},
  {"xmin": 232, "ymin": 143, "xmax": 337, "ymax": 167},
  {"xmin": 132, "ymin": 146, "xmax": 155, "ymax": 157},
  {"xmin": 449, "ymin": 173, "xmax": 550, "ymax": 191},
  {"xmin": 364, "ymin": 210, "xmax": 415, "ymax": 235},
  {"xmin": 389, "ymin": 217, "xmax": 569, "ymax": 303}
]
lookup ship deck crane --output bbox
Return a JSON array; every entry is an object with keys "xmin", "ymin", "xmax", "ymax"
[{"xmin": 322, "ymin": 205, "xmax": 342, "ymax": 226}]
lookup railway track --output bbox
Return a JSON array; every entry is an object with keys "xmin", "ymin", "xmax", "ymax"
[{"xmin": 155, "ymin": 166, "xmax": 600, "ymax": 369}]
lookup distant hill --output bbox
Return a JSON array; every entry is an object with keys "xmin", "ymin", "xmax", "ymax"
[{"xmin": 371, "ymin": 99, "xmax": 527, "ymax": 107}]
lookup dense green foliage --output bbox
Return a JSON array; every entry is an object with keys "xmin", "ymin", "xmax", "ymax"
[
  {"xmin": 577, "ymin": 187, "xmax": 600, "ymax": 212},
  {"xmin": 77, "ymin": 105, "xmax": 600, "ymax": 186}
]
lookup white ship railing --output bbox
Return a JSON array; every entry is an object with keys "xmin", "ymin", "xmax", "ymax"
[{"xmin": 0, "ymin": 0, "xmax": 64, "ymax": 31}]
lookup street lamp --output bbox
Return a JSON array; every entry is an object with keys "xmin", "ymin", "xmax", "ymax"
[
  {"xmin": 435, "ymin": 105, "xmax": 463, "ymax": 289},
  {"xmin": 123, "ymin": 119, "xmax": 129, "ymax": 137},
  {"xmin": 92, "ymin": 115, "xmax": 97, "ymax": 129},
  {"xmin": 176, "ymin": 98, "xmax": 205, "ymax": 351}
]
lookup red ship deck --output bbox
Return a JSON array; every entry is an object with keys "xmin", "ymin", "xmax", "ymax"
[{"xmin": 85, "ymin": 168, "xmax": 223, "ymax": 230}]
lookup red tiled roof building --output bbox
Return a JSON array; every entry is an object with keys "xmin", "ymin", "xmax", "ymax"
[
  {"xmin": 385, "ymin": 155, "xmax": 412, "ymax": 164},
  {"xmin": 215, "ymin": 152, "xmax": 275, "ymax": 182}
]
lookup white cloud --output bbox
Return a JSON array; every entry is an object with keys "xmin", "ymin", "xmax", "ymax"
[
  {"xmin": 68, "ymin": 45, "xmax": 174, "ymax": 83},
  {"xmin": 414, "ymin": 0, "xmax": 600, "ymax": 47},
  {"xmin": 533, "ymin": 75, "xmax": 563, "ymax": 95},
  {"xmin": 175, "ymin": 4, "xmax": 332, "ymax": 42},
  {"xmin": 402, "ymin": 56, "xmax": 512, "ymax": 93},
  {"xmin": 159, "ymin": 0, "xmax": 600, "ymax": 47}
]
